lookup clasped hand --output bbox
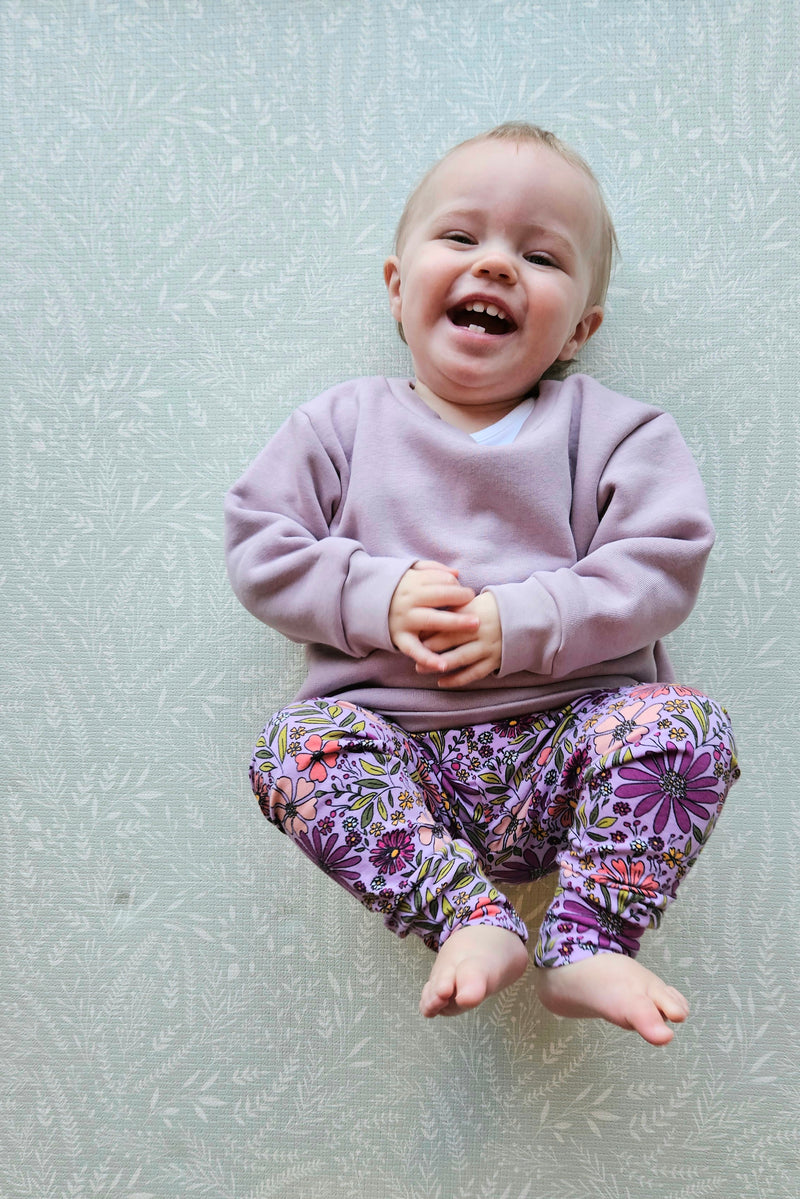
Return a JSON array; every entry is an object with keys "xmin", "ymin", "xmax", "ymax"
[{"xmin": 387, "ymin": 560, "xmax": 502, "ymax": 687}]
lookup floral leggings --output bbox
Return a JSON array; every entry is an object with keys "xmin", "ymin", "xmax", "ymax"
[{"xmin": 250, "ymin": 684, "xmax": 738, "ymax": 966}]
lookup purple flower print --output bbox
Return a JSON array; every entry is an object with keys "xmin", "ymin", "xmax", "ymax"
[
  {"xmin": 561, "ymin": 747, "xmax": 591, "ymax": 791},
  {"xmin": 296, "ymin": 827, "xmax": 363, "ymax": 884},
  {"xmin": 615, "ymin": 740, "xmax": 720, "ymax": 835},
  {"xmin": 369, "ymin": 829, "xmax": 416, "ymax": 875},
  {"xmin": 559, "ymin": 896, "xmax": 642, "ymax": 956},
  {"xmin": 520, "ymin": 840, "xmax": 559, "ymax": 879},
  {"xmin": 491, "ymin": 837, "xmax": 559, "ymax": 885}
]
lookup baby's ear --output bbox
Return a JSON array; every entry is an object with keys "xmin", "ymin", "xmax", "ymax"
[
  {"xmin": 558, "ymin": 306, "xmax": 604, "ymax": 361},
  {"xmin": 384, "ymin": 256, "xmax": 402, "ymax": 321}
]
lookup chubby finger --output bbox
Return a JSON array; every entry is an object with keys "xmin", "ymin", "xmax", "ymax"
[
  {"xmin": 412, "ymin": 559, "xmax": 460, "ymax": 576},
  {"xmin": 420, "ymin": 626, "xmax": 477, "ymax": 654},
  {"xmin": 415, "ymin": 630, "xmax": 480, "ymax": 672},
  {"xmin": 432, "ymin": 636, "xmax": 501, "ymax": 685},
  {"xmin": 414, "ymin": 642, "xmax": 478, "ymax": 679},
  {"xmin": 393, "ymin": 631, "xmax": 450, "ymax": 672},
  {"xmin": 414, "ymin": 606, "xmax": 479, "ymax": 630},
  {"xmin": 435, "ymin": 639, "xmax": 485, "ymax": 669},
  {"xmin": 410, "ymin": 577, "xmax": 475, "ymax": 606},
  {"xmin": 437, "ymin": 657, "xmax": 496, "ymax": 688}
]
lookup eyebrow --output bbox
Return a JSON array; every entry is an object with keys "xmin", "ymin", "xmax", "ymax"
[{"xmin": 519, "ymin": 222, "xmax": 579, "ymax": 258}]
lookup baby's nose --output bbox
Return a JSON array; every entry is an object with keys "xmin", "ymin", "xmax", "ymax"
[{"xmin": 471, "ymin": 250, "xmax": 517, "ymax": 283}]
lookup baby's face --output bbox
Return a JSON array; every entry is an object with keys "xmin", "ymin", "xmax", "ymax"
[{"xmin": 384, "ymin": 140, "xmax": 604, "ymax": 411}]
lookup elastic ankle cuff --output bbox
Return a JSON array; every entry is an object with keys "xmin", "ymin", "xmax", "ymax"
[{"xmin": 437, "ymin": 897, "xmax": 528, "ymax": 951}]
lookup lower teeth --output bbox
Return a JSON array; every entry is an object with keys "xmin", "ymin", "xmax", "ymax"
[{"xmin": 468, "ymin": 323, "xmax": 485, "ymax": 333}]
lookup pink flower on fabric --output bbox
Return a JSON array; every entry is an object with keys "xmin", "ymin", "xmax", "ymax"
[
  {"xmin": 547, "ymin": 794, "xmax": 578, "ymax": 829},
  {"xmin": 294, "ymin": 734, "xmax": 341, "ymax": 781},
  {"xmin": 590, "ymin": 858, "xmax": 660, "ymax": 898},
  {"xmin": 468, "ymin": 897, "xmax": 504, "ymax": 923},
  {"xmin": 268, "ymin": 776, "xmax": 317, "ymax": 836},
  {"xmin": 487, "ymin": 797, "xmax": 532, "ymax": 854},
  {"xmin": 591, "ymin": 698, "xmax": 664, "ymax": 756},
  {"xmin": 416, "ymin": 816, "xmax": 450, "ymax": 854},
  {"xmin": 369, "ymin": 829, "xmax": 415, "ymax": 875},
  {"xmin": 628, "ymin": 683, "xmax": 701, "ymax": 701},
  {"xmin": 561, "ymin": 747, "xmax": 591, "ymax": 791}
]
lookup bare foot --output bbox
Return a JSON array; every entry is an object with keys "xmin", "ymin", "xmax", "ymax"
[
  {"xmin": 534, "ymin": 954, "xmax": 690, "ymax": 1046},
  {"xmin": 419, "ymin": 925, "xmax": 528, "ymax": 1018}
]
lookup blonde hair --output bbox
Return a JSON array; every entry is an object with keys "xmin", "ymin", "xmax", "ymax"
[{"xmin": 392, "ymin": 123, "xmax": 618, "ymax": 379}]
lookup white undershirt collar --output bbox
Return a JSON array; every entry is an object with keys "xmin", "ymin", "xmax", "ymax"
[{"xmin": 469, "ymin": 397, "xmax": 536, "ymax": 445}]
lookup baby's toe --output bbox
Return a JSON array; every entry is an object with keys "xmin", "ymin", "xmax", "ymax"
[
  {"xmin": 627, "ymin": 994, "xmax": 675, "ymax": 1045},
  {"xmin": 419, "ymin": 965, "xmax": 456, "ymax": 1017},
  {"xmin": 655, "ymin": 984, "xmax": 690, "ymax": 1023},
  {"xmin": 452, "ymin": 961, "xmax": 490, "ymax": 1011}
]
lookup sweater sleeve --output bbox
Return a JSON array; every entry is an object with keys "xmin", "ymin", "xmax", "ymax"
[
  {"xmin": 487, "ymin": 413, "xmax": 715, "ymax": 679},
  {"xmin": 224, "ymin": 409, "xmax": 414, "ymax": 656}
]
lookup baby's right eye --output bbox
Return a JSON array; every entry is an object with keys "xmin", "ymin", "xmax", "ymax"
[{"xmin": 442, "ymin": 232, "xmax": 475, "ymax": 245}]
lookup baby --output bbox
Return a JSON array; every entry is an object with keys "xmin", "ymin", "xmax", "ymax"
[{"xmin": 225, "ymin": 123, "xmax": 738, "ymax": 1046}]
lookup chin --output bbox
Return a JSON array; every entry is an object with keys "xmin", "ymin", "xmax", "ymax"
[{"xmin": 444, "ymin": 370, "xmax": 536, "ymax": 400}]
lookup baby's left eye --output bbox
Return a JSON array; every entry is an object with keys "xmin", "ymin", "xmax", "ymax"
[{"xmin": 524, "ymin": 252, "xmax": 557, "ymax": 267}]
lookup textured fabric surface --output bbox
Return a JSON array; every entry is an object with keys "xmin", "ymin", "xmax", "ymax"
[{"xmin": 2, "ymin": 2, "xmax": 798, "ymax": 1197}]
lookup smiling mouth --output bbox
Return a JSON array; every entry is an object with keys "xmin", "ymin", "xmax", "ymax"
[{"xmin": 447, "ymin": 300, "xmax": 516, "ymax": 336}]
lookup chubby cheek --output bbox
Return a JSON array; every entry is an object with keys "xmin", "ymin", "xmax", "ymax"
[{"xmin": 400, "ymin": 290, "xmax": 446, "ymax": 340}]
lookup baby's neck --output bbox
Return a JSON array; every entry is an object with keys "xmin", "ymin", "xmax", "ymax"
[{"xmin": 412, "ymin": 378, "xmax": 536, "ymax": 433}]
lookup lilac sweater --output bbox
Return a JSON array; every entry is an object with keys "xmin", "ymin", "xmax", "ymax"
[{"xmin": 225, "ymin": 375, "xmax": 714, "ymax": 731}]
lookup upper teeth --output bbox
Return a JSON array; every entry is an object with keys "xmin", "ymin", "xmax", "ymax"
[{"xmin": 465, "ymin": 301, "xmax": 508, "ymax": 321}]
